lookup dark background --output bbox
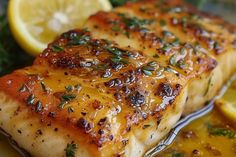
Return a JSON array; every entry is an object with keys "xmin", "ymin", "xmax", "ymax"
[{"xmin": 0, "ymin": 0, "xmax": 236, "ymax": 76}]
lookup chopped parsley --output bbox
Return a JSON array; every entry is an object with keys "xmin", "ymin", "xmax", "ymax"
[
  {"xmin": 147, "ymin": 61, "xmax": 158, "ymax": 67},
  {"xmin": 107, "ymin": 47, "xmax": 123, "ymax": 56},
  {"xmin": 172, "ymin": 152, "xmax": 184, "ymax": 157},
  {"xmin": 207, "ymin": 123, "xmax": 236, "ymax": 138},
  {"xmin": 52, "ymin": 44, "xmax": 64, "ymax": 52},
  {"xmin": 107, "ymin": 47, "xmax": 129, "ymax": 64},
  {"xmin": 65, "ymin": 143, "xmax": 77, "ymax": 157},
  {"xmin": 172, "ymin": 38, "xmax": 180, "ymax": 46},
  {"xmin": 40, "ymin": 82, "xmax": 48, "ymax": 92},
  {"xmin": 35, "ymin": 101, "xmax": 42, "ymax": 112},
  {"xmin": 169, "ymin": 54, "xmax": 176, "ymax": 66},
  {"xmin": 61, "ymin": 94, "xmax": 77, "ymax": 101},
  {"xmin": 27, "ymin": 94, "xmax": 35, "ymax": 105},
  {"xmin": 161, "ymin": 44, "xmax": 172, "ymax": 52},
  {"xmin": 112, "ymin": 26, "xmax": 120, "ymax": 32},
  {"xmin": 118, "ymin": 13, "xmax": 154, "ymax": 29},
  {"xmin": 109, "ymin": 0, "xmax": 138, "ymax": 7},
  {"xmin": 59, "ymin": 94, "xmax": 77, "ymax": 109},
  {"xmin": 142, "ymin": 65, "xmax": 156, "ymax": 76},
  {"xmin": 68, "ymin": 34, "xmax": 91, "ymax": 46},
  {"xmin": 159, "ymin": 19, "xmax": 166, "ymax": 26},
  {"xmin": 65, "ymin": 85, "xmax": 74, "ymax": 92}
]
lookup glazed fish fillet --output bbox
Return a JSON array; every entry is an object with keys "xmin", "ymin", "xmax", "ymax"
[{"xmin": 0, "ymin": 0, "xmax": 236, "ymax": 157}]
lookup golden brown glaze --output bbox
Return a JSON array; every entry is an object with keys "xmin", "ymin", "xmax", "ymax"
[{"xmin": 0, "ymin": 0, "xmax": 236, "ymax": 157}]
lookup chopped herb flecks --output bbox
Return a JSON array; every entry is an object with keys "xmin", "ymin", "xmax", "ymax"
[
  {"xmin": 172, "ymin": 152, "xmax": 184, "ymax": 157},
  {"xmin": 59, "ymin": 94, "xmax": 77, "ymax": 109},
  {"xmin": 207, "ymin": 123, "xmax": 235, "ymax": 138},
  {"xmin": 35, "ymin": 101, "xmax": 42, "ymax": 112},
  {"xmin": 161, "ymin": 44, "xmax": 172, "ymax": 53},
  {"xmin": 65, "ymin": 143, "xmax": 77, "ymax": 157},
  {"xmin": 68, "ymin": 34, "xmax": 91, "ymax": 46},
  {"xmin": 27, "ymin": 94, "xmax": 35, "ymax": 105},
  {"xmin": 169, "ymin": 54, "xmax": 176, "ymax": 66},
  {"xmin": 61, "ymin": 94, "xmax": 76, "ymax": 102},
  {"xmin": 118, "ymin": 13, "xmax": 154, "ymax": 30},
  {"xmin": 159, "ymin": 19, "xmax": 166, "ymax": 26},
  {"xmin": 52, "ymin": 44, "xmax": 64, "ymax": 52},
  {"xmin": 112, "ymin": 26, "xmax": 120, "ymax": 32},
  {"xmin": 65, "ymin": 85, "xmax": 74, "ymax": 92}
]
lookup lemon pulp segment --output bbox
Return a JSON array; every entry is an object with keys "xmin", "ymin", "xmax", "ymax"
[{"xmin": 8, "ymin": 0, "xmax": 112, "ymax": 55}]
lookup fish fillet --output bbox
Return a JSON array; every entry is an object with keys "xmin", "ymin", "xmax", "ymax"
[{"xmin": 0, "ymin": 0, "xmax": 236, "ymax": 157}]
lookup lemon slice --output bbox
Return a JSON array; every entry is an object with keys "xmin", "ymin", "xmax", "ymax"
[
  {"xmin": 8, "ymin": 0, "xmax": 112, "ymax": 55},
  {"xmin": 215, "ymin": 79, "xmax": 236, "ymax": 123}
]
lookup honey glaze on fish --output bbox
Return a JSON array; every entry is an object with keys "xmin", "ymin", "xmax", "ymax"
[
  {"xmin": 156, "ymin": 109, "xmax": 236, "ymax": 157},
  {"xmin": 0, "ymin": 0, "xmax": 236, "ymax": 157}
]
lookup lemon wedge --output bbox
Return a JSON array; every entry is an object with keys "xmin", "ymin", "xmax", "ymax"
[
  {"xmin": 8, "ymin": 0, "xmax": 112, "ymax": 55},
  {"xmin": 215, "ymin": 79, "xmax": 236, "ymax": 123}
]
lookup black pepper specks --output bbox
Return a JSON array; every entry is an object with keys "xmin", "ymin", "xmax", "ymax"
[
  {"xmin": 98, "ymin": 117, "xmax": 107, "ymax": 126},
  {"xmin": 77, "ymin": 118, "xmax": 92, "ymax": 132},
  {"xmin": 155, "ymin": 83, "xmax": 182, "ymax": 98},
  {"xmin": 104, "ymin": 78, "xmax": 123, "ymax": 88},
  {"xmin": 128, "ymin": 91, "xmax": 145, "ymax": 107},
  {"xmin": 101, "ymin": 69, "xmax": 112, "ymax": 78}
]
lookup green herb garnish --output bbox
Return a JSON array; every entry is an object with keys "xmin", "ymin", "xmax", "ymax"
[
  {"xmin": 169, "ymin": 54, "xmax": 176, "ymax": 66},
  {"xmin": 124, "ymin": 31, "xmax": 130, "ymax": 38},
  {"xmin": 59, "ymin": 94, "xmax": 77, "ymax": 109},
  {"xmin": 61, "ymin": 94, "xmax": 76, "ymax": 102},
  {"xmin": 52, "ymin": 44, "xmax": 64, "ymax": 52},
  {"xmin": 207, "ymin": 123, "xmax": 236, "ymax": 138},
  {"xmin": 65, "ymin": 85, "xmax": 74, "ymax": 92},
  {"xmin": 172, "ymin": 152, "xmax": 184, "ymax": 157},
  {"xmin": 159, "ymin": 19, "xmax": 166, "ymax": 26},
  {"xmin": 177, "ymin": 60, "xmax": 188, "ymax": 69},
  {"xmin": 27, "ymin": 94, "xmax": 35, "ymax": 105},
  {"xmin": 142, "ymin": 65, "xmax": 155, "ymax": 76},
  {"xmin": 112, "ymin": 26, "xmax": 120, "ymax": 32},
  {"xmin": 68, "ymin": 34, "xmax": 91, "ymax": 46},
  {"xmin": 35, "ymin": 101, "xmax": 42, "ymax": 112},
  {"xmin": 172, "ymin": 38, "xmax": 180, "ymax": 46},
  {"xmin": 65, "ymin": 143, "xmax": 77, "ymax": 157},
  {"xmin": 118, "ymin": 13, "xmax": 154, "ymax": 29},
  {"xmin": 107, "ymin": 47, "xmax": 123, "ymax": 56},
  {"xmin": 161, "ymin": 44, "xmax": 172, "ymax": 52},
  {"xmin": 147, "ymin": 61, "xmax": 157, "ymax": 67}
]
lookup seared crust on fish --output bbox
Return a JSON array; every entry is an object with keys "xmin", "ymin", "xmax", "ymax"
[{"xmin": 0, "ymin": 0, "xmax": 236, "ymax": 157}]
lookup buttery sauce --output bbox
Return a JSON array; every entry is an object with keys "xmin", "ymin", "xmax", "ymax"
[
  {"xmin": 0, "ymin": 134, "xmax": 21, "ymax": 157},
  {"xmin": 156, "ymin": 109, "xmax": 236, "ymax": 157},
  {"xmin": 0, "ymin": 80, "xmax": 236, "ymax": 157},
  {"xmin": 157, "ymin": 78, "xmax": 236, "ymax": 157}
]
